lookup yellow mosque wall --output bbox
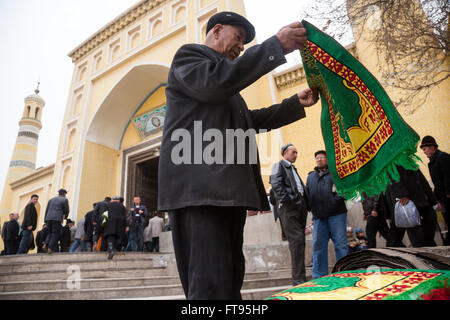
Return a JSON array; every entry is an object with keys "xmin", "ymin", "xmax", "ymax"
[
  {"xmin": 0, "ymin": 165, "xmax": 54, "ymax": 252},
  {"xmin": 76, "ymin": 142, "xmax": 121, "ymax": 218}
]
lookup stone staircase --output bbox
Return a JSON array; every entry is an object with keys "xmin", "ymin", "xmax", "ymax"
[{"xmin": 0, "ymin": 247, "xmax": 299, "ymax": 300}]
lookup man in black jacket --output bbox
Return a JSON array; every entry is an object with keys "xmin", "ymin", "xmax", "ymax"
[
  {"xmin": 420, "ymin": 135, "xmax": 450, "ymax": 245},
  {"xmin": 103, "ymin": 196, "xmax": 126, "ymax": 260},
  {"xmin": 17, "ymin": 194, "xmax": 39, "ymax": 254},
  {"xmin": 84, "ymin": 203, "xmax": 96, "ymax": 251},
  {"xmin": 361, "ymin": 192, "xmax": 389, "ymax": 248},
  {"xmin": 35, "ymin": 223, "xmax": 48, "ymax": 253},
  {"xmin": 385, "ymin": 166, "xmax": 438, "ymax": 247},
  {"xmin": 158, "ymin": 12, "xmax": 319, "ymax": 299},
  {"xmin": 2, "ymin": 213, "xmax": 21, "ymax": 255},
  {"xmin": 93, "ymin": 197, "xmax": 111, "ymax": 251},
  {"xmin": 126, "ymin": 196, "xmax": 148, "ymax": 252},
  {"xmin": 270, "ymin": 143, "xmax": 309, "ymax": 285},
  {"xmin": 305, "ymin": 150, "xmax": 348, "ymax": 279},
  {"xmin": 59, "ymin": 219, "xmax": 74, "ymax": 252}
]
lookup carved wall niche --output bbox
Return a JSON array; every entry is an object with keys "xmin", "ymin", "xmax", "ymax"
[
  {"xmin": 171, "ymin": 0, "xmax": 187, "ymax": 26},
  {"xmin": 109, "ymin": 38, "xmax": 121, "ymax": 63},
  {"xmin": 148, "ymin": 11, "xmax": 163, "ymax": 38},
  {"xmin": 92, "ymin": 50, "xmax": 103, "ymax": 73},
  {"xmin": 127, "ymin": 25, "xmax": 142, "ymax": 51}
]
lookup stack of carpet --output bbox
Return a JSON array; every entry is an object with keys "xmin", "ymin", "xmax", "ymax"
[{"xmin": 266, "ymin": 248, "xmax": 450, "ymax": 300}]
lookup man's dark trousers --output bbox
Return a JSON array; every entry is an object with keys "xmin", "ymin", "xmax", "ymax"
[
  {"xmin": 5, "ymin": 240, "xmax": 19, "ymax": 255},
  {"xmin": 169, "ymin": 206, "xmax": 246, "ymax": 300},
  {"xmin": 46, "ymin": 221, "xmax": 62, "ymax": 252},
  {"xmin": 444, "ymin": 198, "xmax": 450, "ymax": 245},
  {"xmin": 365, "ymin": 215, "xmax": 389, "ymax": 248},
  {"xmin": 17, "ymin": 229, "xmax": 33, "ymax": 254},
  {"xmin": 278, "ymin": 198, "xmax": 308, "ymax": 285},
  {"xmin": 151, "ymin": 237, "xmax": 160, "ymax": 252}
]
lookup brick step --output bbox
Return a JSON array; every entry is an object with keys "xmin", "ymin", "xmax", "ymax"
[
  {"xmin": 0, "ymin": 265, "xmax": 169, "ymax": 282},
  {"xmin": 0, "ymin": 252, "xmax": 156, "ymax": 264},
  {"xmin": 0, "ymin": 276, "xmax": 293, "ymax": 300},
  {"xmin": 0, "ymin": 275, "xmax": 181, "ymax": 292},
  {"xmin": 0, "ymin": 257, "xmax": 156, "ymax": 273},
  {"xmin": 0, "ymin": 270, "xmax": 294, "ymax": 293}
]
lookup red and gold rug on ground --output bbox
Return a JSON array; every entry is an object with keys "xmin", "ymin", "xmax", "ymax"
[{"xmin": 266, "ymin": 269, "xmax": 450, "ymax": 300}]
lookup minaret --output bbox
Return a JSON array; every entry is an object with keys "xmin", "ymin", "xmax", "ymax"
[{"xmin": 5, "ymin": 83, "xmax": 45, "ymax": 183}]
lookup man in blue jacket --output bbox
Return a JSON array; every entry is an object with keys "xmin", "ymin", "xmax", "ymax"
[{"xmin": 306, "ymin": 150, "xmax": 348, "ymax": 279}]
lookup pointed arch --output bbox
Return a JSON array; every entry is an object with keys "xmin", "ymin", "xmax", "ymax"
[{"xmin": 86, "ymin": 63, "xmax": 170, "ymax": 150}]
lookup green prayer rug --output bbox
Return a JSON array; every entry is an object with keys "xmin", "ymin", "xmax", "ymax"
[
  {"xmin": 299, "ymin": 20, "xmax": 421, "ymax": 198},
  {"xmin": 266, "ymin": 269, "xmax": 450, "ymax": 300}
]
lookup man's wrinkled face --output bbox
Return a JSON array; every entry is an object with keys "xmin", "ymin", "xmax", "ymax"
[
  {"xmin": 421, "ymin": 146, "xmax": 436, "ymax": 159},
  {"xmin": 31, "ymin": 196, "xmax": 39, "ymax": 204},
  {"xmin": 283, "ymin": 146, "xmax": 298, "ymax": 163},
  {"xmin": 215, "ymin": 24, "xmax": 246, "ymax": 60}
]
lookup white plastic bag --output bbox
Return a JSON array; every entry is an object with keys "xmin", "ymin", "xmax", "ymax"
[
  {"xmin": 101, "ymin": 211, "xmax": 109, "ymax": 227},
  {"xmin": 394, "ymin": 200, "xmax": 421, "ymax": 228}
]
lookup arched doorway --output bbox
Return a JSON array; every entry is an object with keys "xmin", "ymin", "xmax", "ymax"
[
  {"xmin": 77, "ymin": 63, "xmax": 169, "ymax": 217},
  {"xmin": 121, "ymin": 136, "xmax": 161, "ymax": 212}
]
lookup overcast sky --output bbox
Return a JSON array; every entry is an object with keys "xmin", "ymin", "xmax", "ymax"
[{"xmin": 0, "ymin": 0, "xmax": 325, "ymax": 196}]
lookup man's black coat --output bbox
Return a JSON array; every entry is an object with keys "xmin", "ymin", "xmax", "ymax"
[
  {"xmin": 93, "ymin": 200, "xmax": 110, "ymax": 224},
  {"xmin": 60, "ymin": 225, "xmax": 71, "ymax": 248},
  {"xmin": 84, "ymin": 210, "xmax": 95, "ymax": 242},
  {"xmin": 428, "ymin": 149, "xmax": 450, "ymax": 202},
  {"xmin": 103, "ymin": 202, "xmax": 126, "ymax": 238},
  {"xmin": 2, "ymin": 220, "xmax": 20, "ymax": 241},
  {"xmin": 35, "ymin": 227, "xmax": 48, "ymax": 251},
  {"xmin": 361, "ymin": 192, "xmax": 387, "ymax": 218},
  {"xmin": 270, "ymin": 160, "xmax": 308, "ymax": 208},
  {"xmin": 385, "ymin": 166, "xmax": 437, "ymax": 219},
  {"xmin": 22, "ymin": 202, "xmax": 38, "ymax": 231},
  {"xmin": 158, "ymin": 35, "xmax": 307, "ymax": 211},
  {"xmin": 305, "ymin": 168, "xmax": 347, "ymax": 219}
]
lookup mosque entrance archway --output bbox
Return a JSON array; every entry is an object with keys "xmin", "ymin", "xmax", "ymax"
[
  {"xmin": 121, "ymin": 136, "xmax": 161, "ymax": 213},
  {"xmin": 77, "ymin": 63, "xmax": 169, "ymax": 219},
  {"xmin": 135, "ymin": 157, "xmax": 159, "ymax": 213}
]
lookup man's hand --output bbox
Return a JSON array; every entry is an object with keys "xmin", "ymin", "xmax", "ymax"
[
  {"xmin": 371, "ymin": 211, "xmax": 378, "ymax": 217},
  {"xmin": 298, "ymin": 88, "xmax": 319, "ymax": 107},
  {"xmin": 276, "ymin": 22, "xmax": 307, "ymax": 54},
  {"xmin": 399, "ymin": 197, "xmax": 410, "ymax": 206}
]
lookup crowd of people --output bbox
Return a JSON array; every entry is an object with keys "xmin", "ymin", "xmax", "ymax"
[
  {"xmin": 1, "ymin": 192, "xmax": 169, "ymax": 260},
  {"xmin": 269, "ymin": 135, "xmax": 449, "ymax": 282}
]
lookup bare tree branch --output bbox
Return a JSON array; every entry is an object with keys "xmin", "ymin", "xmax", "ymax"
[{"xmin": 301, "ymin": 0, "xmax": 449, "ymax": 113}]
